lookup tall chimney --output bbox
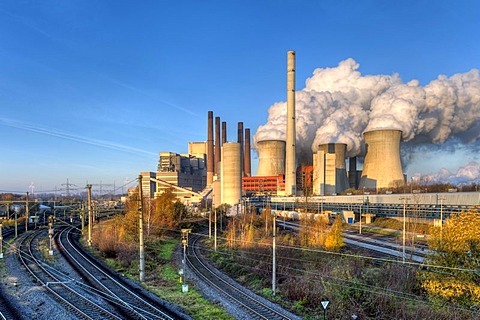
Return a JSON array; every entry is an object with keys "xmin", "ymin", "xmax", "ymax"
[
  {"xmin": 285, "ymin": 50, "xmax": 296, "ymax": 195},
  {"xmin": 222, "ymin": 121, "xmax": 227, "ymax": 144},
  {"xmin": 214, "ymin": 116, "xmax": 221, "ymax": 176},
  {"xmin": 207, "ymin": 111, "xmax": 214, "ymax": 185},
  {"xmin": 244, "ymin": 128, "xmax": 251, "ymax": 177},
  {"xmin": 348, "ymin": 156, "xmax": 357, "ymax": 189},
  {"xmin": 237, "ymin": 122, "xmax": 244, "ymax": 177}
]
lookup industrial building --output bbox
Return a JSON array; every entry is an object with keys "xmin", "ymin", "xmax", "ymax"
[
  {"xmin": 313, "ymin": 143, "xmax": 350, "ymax": 195},
  {"xmin": 137, "ymin": 151, "xmax": 207, "ymax": 204},
  {"xmin": 138, "ymin": 50, "xmax": 426, "ymax": 208}
]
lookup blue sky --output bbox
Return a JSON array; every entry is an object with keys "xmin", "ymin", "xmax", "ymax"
[{"xmin": 0, "ymin": 1, "xmax": 479, "ymax": 194}]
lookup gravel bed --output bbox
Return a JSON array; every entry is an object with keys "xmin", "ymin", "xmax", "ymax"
[
  {"xmin": 1, "ymin": 231, "xmax": 117, "ymax": 320},
  {"xmin": 1, "ymin": 233, "xmax": 84, "ymax": 319},
  {"xmin": 181, "ymin": 241, "xmax": 302, "ymax": 320}
]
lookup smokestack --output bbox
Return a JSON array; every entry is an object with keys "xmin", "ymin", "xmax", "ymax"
[
  {"xmin": 207, "ymin": 111, "xmax": 214, "ymax": 185},
  {"xmin": 222, "ymin": 121, "xmax": 227, "ymax": 144},
  {"xmin": 257, "ymin": 140, "xmax": 286, "ymax": 176},
  {"xmin": 237, "ymin": 122, "xmax": 244, "ymax": 177},
  {"xmin": 359, "ymin": 129, "xmax": 405, "ymax": 190},
  {"xmin": 313, "ymin": 143, "xmax": 349, "ymax": 195},
  {"xmin": 348, "ymin": 157, "xmax": 358, "ymax": 189},
  {"xmin": 215, "ymin": 116, "xmax": 221, "ymax": 176},
  {"xmin": 244, "ymin": 128, "xmax": 251, "ymax": 177},
  {"xmin": 285, "ymin": 50, "xmax": 296, "ymax": 195}
]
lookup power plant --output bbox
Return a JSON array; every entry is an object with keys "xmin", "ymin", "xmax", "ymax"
[{"xmin": 138, "ymin": 51, "xmax": 437, "ymax": 206}]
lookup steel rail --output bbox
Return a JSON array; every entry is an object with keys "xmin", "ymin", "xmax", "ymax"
[
  {"xmin": 17, "ymin": 229, "xmax": 121, "ymax": 319},
  {"xmin": 58, "ymin": 227, "xmax": 177, "ymax": 320},
  {"xmin": 187, "ymin": 234, "xmax": 293, "ymax": 320}
]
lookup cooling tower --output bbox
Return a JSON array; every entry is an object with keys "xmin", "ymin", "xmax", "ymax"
[
  {"xmin": 313, "ymin": 143, "xmax": 349, "ymax": 195},
  {"xmin": 214, "ymin": 116, "xmax": 221, "ymax": 176},
  {"xmin": 207, "ymin": 111, "xmax": 214, "ymax": 185},
  {"xmin": 285, "ymin": 50, "xmax": 297, "ymax": 195},
  {"xmin": 244, "ymin": 128, "xmax": 251, "ymax": 177},
  {"xmin": 257, "ymin": 140, "xmax": 286, "ymax": 177},
  {"xmin": 359, "ymin": 129, "xmax": 405, "ymax": 190},
  {"xmin": 221, "ymin": 142, "xmax": 242, "ymax": 206}
]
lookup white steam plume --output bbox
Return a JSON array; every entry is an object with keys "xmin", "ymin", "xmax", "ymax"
[{"xmin": 254, "ymin": 58, "xmax": 480, "ymax": 171}]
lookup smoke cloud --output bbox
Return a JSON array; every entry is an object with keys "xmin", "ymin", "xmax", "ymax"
[
  {"xmin": 414, "ymin": 161, "xmax": 480, "ymax": 186},
  {"xmin": 254, "ymin": 58, "xmax": 480, "ymax": 177}
]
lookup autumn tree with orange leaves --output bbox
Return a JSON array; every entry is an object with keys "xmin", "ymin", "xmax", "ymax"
[{"xmin": 420, "ymin": 210, "xmax": 480, "ymax": 306}]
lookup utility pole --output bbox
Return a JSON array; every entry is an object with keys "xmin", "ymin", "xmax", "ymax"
[
  {"xmin": 399, "ymin": 197, "xmax": 410, "ymax": 263},
  {"xmin": 0, "ymin": 220, "xmax": 3, "ymax": 259},
  {"xmin": 209, "ymin": 200, "xmax": 212, "ymax": 239},
  {"xmin": 214, "ymin": 207, "xmax": 217, "ymax": 252},
  {"xmin": 138, "ymin": 175, "xmax": 145, "ymax": 282},
  {"xmin": 81, "ymin": 202, "xmax": 85, "ymax": 234},
  {"xmin": 14, "ymin": 206, "xmax": 18, "ymax": 238},
  {"xmin": 357, "ymin": 196, "xmax": 364, "ymax": 235},
  {"xmin": 25, "ymin": 192, "xmax": 29, "ymax": 232},
  {"xmin": 439, "ymin": 196, "xmax": 446, "ymax": 241},
  {"xmin": 87, "ymin": 185, "xmax": 92, "ymax": 246},
  {"xmin": 272, "ymin": 212, "xmax": 276, "ymax": 296}
]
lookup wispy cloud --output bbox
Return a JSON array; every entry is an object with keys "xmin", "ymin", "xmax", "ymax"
[
  {"xmin": 98, "ymin": 73, "xmax": 200, "ymax": 117},
  {"xmin": 0, "ymin": 7, "xmax": 55, "ymax": 40},
  {"xmin": 0, "ymin": 117, "xmax": 157, "ymax": 157}
]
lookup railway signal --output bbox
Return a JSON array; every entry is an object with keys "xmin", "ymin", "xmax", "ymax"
[
  {"xmin": 48, "ymin": 216, "xmax": 54, "ymax": 256},
  {"xmin": 181, "ymin": 229, "xmax": 191, "ymax": 293}
]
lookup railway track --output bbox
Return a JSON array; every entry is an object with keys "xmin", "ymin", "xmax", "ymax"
[
  {"xmin": 17, "ymin": 228, "xmax": 122, "ymax": 319},
  {"xmin": 56, "ymin": 226, "xmax": 187, "ymax": 320},
  {"xmin": 0, "ymin": 229, "xmax": 23, "ymax": 320},
  {"xmin": 186, "ymin": 234, "xmax": 301, "ymax": 320},
  {"xmin": 280, "ymin": 220, "xmax": 427, "ymax": 262}
]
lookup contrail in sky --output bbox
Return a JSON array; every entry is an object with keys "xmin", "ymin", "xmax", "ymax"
[
  {"xmin": 99, "ymin": 73, "xmax": 200, "ymax": 117},
  {"xmin": 0, "ymin": 117, "xmax": 157, "ymax": 157}
]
